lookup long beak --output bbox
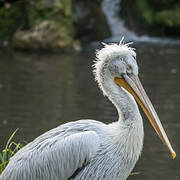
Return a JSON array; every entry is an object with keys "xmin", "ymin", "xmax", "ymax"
[{"xmin": 114, "ymin": 75, "xmax": 176, "ymax": 159}]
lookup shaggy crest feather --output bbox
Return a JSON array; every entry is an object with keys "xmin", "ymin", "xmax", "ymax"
[{"xmin": 93, "ymin": 41, "xmax": 136, "ymax": 94}]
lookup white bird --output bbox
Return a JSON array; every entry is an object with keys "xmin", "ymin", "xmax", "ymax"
[{"xmin": 0, "ymin": 41, "xmax": 176, "ymax": 180}]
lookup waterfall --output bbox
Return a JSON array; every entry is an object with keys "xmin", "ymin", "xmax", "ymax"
[
  {"xmin": 102, "ymin": 0, "xmax": 180, "ymax": 44},
  {"xmin": 102, "ymin": 0, "xmax": 137, "ymax": 39}
]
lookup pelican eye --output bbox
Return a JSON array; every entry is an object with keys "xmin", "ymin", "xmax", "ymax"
[{"xmin": 127, "ymin": 65, "xmax": 132, "ymax": 72}]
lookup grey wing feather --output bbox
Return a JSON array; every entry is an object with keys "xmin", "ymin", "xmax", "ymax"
[{"xmin": 0, "ymin": 120, "xmax": 101, "ymax": 180}]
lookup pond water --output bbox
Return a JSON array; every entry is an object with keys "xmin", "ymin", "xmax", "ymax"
[{"xmin": 0, "ymin": 44, "xmax": 180, "ymax": 179}]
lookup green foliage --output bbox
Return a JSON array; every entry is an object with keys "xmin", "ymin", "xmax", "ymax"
[
  {"xmin": 27, "ymin": 0, "xmax": 73, "ymax": 27},
  {"xmin": 136, "ymin": 0, "xmax": 180, "ymax": 28},
  {"xmin": 61, "ymin": 0, "xmax": 72, "ymax": 17},
  {"xmin": 0, "ymin": 3, "xmax": 23, "ymax": 39},
  {"xmin": 0, "ymin": 129, "xmax": 23, "ymax": 174},
  {"xmin": 155, "ymin": 6, "xmax": 180, "ymax": 27},
  {"xmin": 136, "ymin": 0, "xmax": 154, "ymax": 25},
  {"xmin": 28, "ymin": 3, "xmax": 59, "ymax": 27},
  {"xmin": 156, "ymin": 10, "xmax": 174, "ymax": 27},
  {"xmin": 130, "ymin": 171, "xmax": 141, "ymax": 176}
]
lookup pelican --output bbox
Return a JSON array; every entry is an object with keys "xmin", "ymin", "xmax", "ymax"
[{"xmin": 0, "ymin": 41, "xmax": 176, "ymax": 180}]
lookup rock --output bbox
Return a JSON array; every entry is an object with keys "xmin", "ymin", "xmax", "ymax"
[
  {"xmin": 13, "ymin": 0, "xmax": 75, "ymax": 50},
  {"xmin": 72, "ymin": 40, "xmax": 82, "ymax": 52},
  {"xmin": 73, "ymin": 0, "xmax": 111, "ymax": 41},
  {"xmin": 13, "ymin": 20, "xmax": 74, "ymax": 50}
]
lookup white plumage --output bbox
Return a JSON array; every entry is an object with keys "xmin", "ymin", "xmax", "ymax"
[{"xmin": 0, "ymin": 41, "xmax": 175, "ymax": 180}]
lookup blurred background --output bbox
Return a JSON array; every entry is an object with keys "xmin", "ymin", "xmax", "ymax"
[{"xmin": 0, "ymin": 0, "xmax": 180, "ymax": 179}]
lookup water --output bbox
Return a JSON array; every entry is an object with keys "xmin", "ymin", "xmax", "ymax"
[{"xmin": 0, "ymin": 44, "xmax": 180, "ymax": 179}]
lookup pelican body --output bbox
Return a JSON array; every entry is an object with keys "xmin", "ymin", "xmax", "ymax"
[{"xmin": 0, "ymin": 42, "xmax": 175, "ymax": 180}]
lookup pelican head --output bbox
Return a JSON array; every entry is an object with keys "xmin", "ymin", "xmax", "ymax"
[{"xmin": 94, "ymin": 41, "xmax": 176, "ymax": 159}]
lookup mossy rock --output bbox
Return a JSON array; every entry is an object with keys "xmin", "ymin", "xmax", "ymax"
[
  {"xmin": 13, "ymin": 20, "xmax": 74, "ymax": 50},
  {"xmin": 12, "ymin": 0, "xmax": 75, "ymax": 50}
]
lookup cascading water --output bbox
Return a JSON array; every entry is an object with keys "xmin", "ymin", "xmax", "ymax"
[
  {"xmin": 102, "ymin": 0, "xmax": 180, "ymax": 44},
  {"xmin": 102, "ymin": 0, "xmax": 137, "ymax": 40}
]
